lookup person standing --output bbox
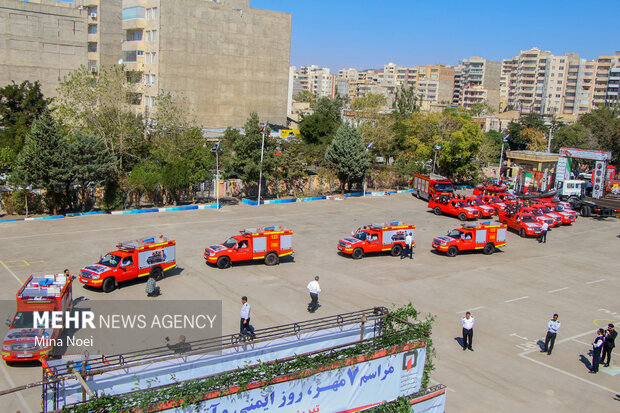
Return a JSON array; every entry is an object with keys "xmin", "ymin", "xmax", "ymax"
[
  {"xmin": 240, "ymin": 296, "xmax": 255, "ymax": 339},
  {"xmin": 543, "ymin": 314, "xmax": 561, "ymax": 355},
  {"xmin": 307, "ymin": 276, "xmax": 321, "ymax": 313},
  {"xmin": 538, "ymin": 221, "xmax": 549, "ymax": 243},
  {"xmin": 590, "ymin": 329, "xmax": 605, "ymax": 373},
  {"xmin": 405, "ymin": 232, "xmax": 414, "ymax": 259},
  {"xmin": 461, "ymin": 312, "xmax": 475, "ymax": 351},
  {"xmin": 602, "ymin": 323, "xmax": 617, "ymax": 367}
]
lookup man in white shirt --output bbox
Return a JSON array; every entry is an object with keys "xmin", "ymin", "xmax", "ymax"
[
  {"xmin": 461, "ymin": 312, "xmax": 475, "ymax": 351},
  {"xmin": 543, "ymin": 313, "xmax": 560, "ymax": 355},
  {"xmin": 307, "ymin": 276, "xmax": 321, "ymax": 313},
  {"xmin": 538, "ymin": 222, "xmax": 549, "ymax": 243},
  {"xmin": 240, "ymin": 296, "xmax": 255, "ymax": 339}
]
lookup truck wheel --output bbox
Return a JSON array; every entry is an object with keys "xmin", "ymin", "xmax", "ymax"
[
  {"xmin": 519, "ymin": 228, "xmax": 526, "ymax": 237},
  {"xmin": 458, "ymin": 213, "xmax": 467, "ymax": 221},
  {"xmin": 352, "ymin": 248, "xmax": 364, "ymax": 260},
  {"xmin": 390, "ymin": 244, "xmax": 403, "ymax": 257},
  {"xmin": 217, "ymin": 256, "xmax": 231, "ymax": 269},
  {"xmin": 434, "ymin": 207, "xmax": 442, "ymax": 215},
  {"xmin": 102, "ymin": 277, "xmax": 116, "ymax": 293},
  {"xmin": 264, "ymin": 252, "xmax": 279, "ymax": 266},
  {"xmin": 494, "ymin": 208, "xmax": 500, "ymax": 215},
  {"xmin": 580, "ymin": 205, "xmax": 591, "ymax": 217},
  {"xmin": 483, "ymin": 243, "xmax": 495, "ymax": 255},
  {"xmin": 446, "ymin": 246, "xmax": 458, "ymax": 257},
  {"xmin": 150, "ymin": 266, "xmax": 163, "ymax": 281}
]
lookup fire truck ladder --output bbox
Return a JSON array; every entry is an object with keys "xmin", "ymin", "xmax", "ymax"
[{"xmin": 38, "ymin": 307, "xmax": 388, "ymax": 411}]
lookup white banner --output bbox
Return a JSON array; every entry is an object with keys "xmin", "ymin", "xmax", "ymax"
[{"xmin": 161, "ymin": 345, "xmax": 426, "ymax": 413}]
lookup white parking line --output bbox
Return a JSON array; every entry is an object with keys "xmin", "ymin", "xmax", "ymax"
[
  {"xmin": 586, "ymin": 279, "xmax": 605, "ymax": 285},
  {"xmin": 455, "ymin": 306, "xmax": 484, "ymax": 314},
  {"xmin": 0, "ymin": 260, "xmax": 23, "ymax": 285},
  {"xmin": 505, "ymin": 296, "xmax": 528, "ymax": 303},
  {"xmin": 548, "ymin": 287, "xmax": 569, "ymax": 294}
]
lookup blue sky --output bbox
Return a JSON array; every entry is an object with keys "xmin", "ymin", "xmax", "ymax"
[{"xmin": 251, "ymin": 0, "xmax": 619, "ymax": 71}]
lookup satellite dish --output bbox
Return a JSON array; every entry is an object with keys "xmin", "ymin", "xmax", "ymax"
[{"xmin": 118, "ymin": 59, "xmax": 123, "ymax": 65}]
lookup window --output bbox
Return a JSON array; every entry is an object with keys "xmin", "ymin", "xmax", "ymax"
[
  {"xmin": 152, "ymin": 7, "xmax": 157, "ymax": 19},
  {"xmin": 151, "ymin": 52, "xmax": 156, "ymax": 63},
  {"xmin": 145, "ymin": 52, "xmax": 150, "ymax": 64},
  {"xmin": 145, "ymin": 30, "xmax": 151, "ymax": 41},
  {"xmin": 126, "ymin": 30, "xmax": 142, "ymax": 41},
  {"xmin": 88, "ymin": 43, "xmax": 97, "ymax": 52},
  {"xmin": 551, "ymin": 73, "xmax": 554, "ymax": 77},
  {"xmin": 151, "ymin": 30, "xmax": 157, "ymax": 41},
  {"xmin": 146, "ymin": 8, "xmax": 151, "ymax": 20},
  {"xmin": 122, "ymin": 6, "xmax": 145, "ymax": 20},
  {"xmin": 144, "ymin": 96, "xmax": 150, "ymax": 107},
  {"xmin": 88, "ymin": 25, "xmax": 97, "ymax": 34},
  {"xmin": 582, "ymin": 93, "xmax": 589, "ymax": 97},
  {"xmin": 151, "ymin": 74, "xmax": 156, "ymax": 84},
  {"xmin": 122, "ymin": 50, "xmax": 138, "ymax": 62},
  {"xmin": 557, "ymin": 87, "xmax": 562, "ymax": 91},
  {"xmin": 557, "ymin": 80, "xmax": 562, "ymax": 84},
  {"xmin": 556, "ymin": 94, "xmax": 561, "ymax": 98},
  {"xmin": 580, "ymin": 100, "xmax": 589, "ymax": 105},
  {"xmin": 559, "ymin": 66, "xmax": 564, "ymax": 70}
]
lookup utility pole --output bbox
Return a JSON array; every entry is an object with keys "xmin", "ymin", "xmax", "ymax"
[
  {"xmin": 210, "ymin": 141, "xmax": 221, "ymax": 209},
  {"xmin": 257, "ymin": 121, "xmax": 268, "ymax": 206},
  {"xmin": 432, "ymin": 144, "xmax": 442, "ymax": 174}
]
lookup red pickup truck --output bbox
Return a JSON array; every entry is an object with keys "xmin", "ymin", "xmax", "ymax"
[
  {"xmin": 432, "ymin": 222, "xmax": 507, "ymax": 257},
  {"xmin": 519, "ymin": 207, "xmax": 555, "ymax": 227},
  {"xmin": 429, "ymin": 196, "xmax": 480, "ymax": 221},
  {"xmin": 498, "ymin": 211, "xmax": 543, "ymax": 237},
  {"xmin": 463, "ymin": 197, "xmax": 495, "ymax": 218}
]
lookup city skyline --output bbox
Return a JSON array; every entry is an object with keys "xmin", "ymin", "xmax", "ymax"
[{"xmin": 251, "ymin": 0, "xmax": 620, "ymax": 71}]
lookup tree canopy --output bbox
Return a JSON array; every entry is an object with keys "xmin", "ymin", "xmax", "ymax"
[{"xmin": 325, "ymin": 123, "xmax": 369, "ymax": 192}]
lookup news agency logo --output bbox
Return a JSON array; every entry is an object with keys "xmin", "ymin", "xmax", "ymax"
[{"xmin": 32, "ymin": 311, "xmax": 218, "ymax": 329}]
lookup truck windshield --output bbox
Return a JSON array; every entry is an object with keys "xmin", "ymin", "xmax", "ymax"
[
  {"xmin": 433, "ymin": 183, "xmax": 454, "ymax": 192},
  {"xmin": 529, "ymin": 209, "xmax": 542, "ymax": 216},
  {"xmin": 472, "ymin": 199, "xmax": 485, "ymax": 206},
  {"xmin": 9, "ymin": 311, "xmax": 51, "ymax": 329},
  {"xmin": 521, "ymin": 216, "xmax": 535, "ymax": 223},
  {"xmin": 487, "ymin": 197, "xmax": 500, "ymax": 203},
  {"xmin": 98, "ymin": 254, "xmax": 121, "ymax": 267},
  {"xmin": 353, "ymin": 231, "xmax": 368, "ymax": 241},
  {"xmin": 542, "ymin": 206, "xmax": 553, "ymax": 213},
  {"xmin": 553, "ymin": 206, "xmax": 565, "ymax": 212},
  {"xmin": 447, "ymin": 230, "xmax": 462, "ymax": 239},
  {"xmin": 222, "ymin": 237, "xmax": 238, "ymax": 248}
]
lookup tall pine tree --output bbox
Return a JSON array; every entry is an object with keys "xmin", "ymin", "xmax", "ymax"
[{"xmin": 325, "ymin": 124, "xmax": 370, "ymax": 193}]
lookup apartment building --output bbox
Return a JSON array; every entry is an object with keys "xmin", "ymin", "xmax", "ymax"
[
  {"xmin": 453, "ymin": 56, "xmax": 501, "ymax": 111},
  {"xmin": 607, "ymin": 65, "xmax": 620, "ymax": 103},
  {"xmin": 122, "ymin": 0, "xmax": 291, "ymax": 127},
  {"xmin": 0, "ymin": 0, "xmax": 88, "ymax": 98},
  {"xmin": 292, "ymin": 65, "xmax": 336, "ymax": 98}
]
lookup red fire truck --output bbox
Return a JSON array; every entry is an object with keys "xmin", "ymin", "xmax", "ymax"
[
  {"xmin": 2, "ymin": 273, "xmax": 73, "ymax": 362},
  {"xmin": 204, "ymin": 226, "xmax": 293, "ymax": 269},
  {"xmin": 519, "ymin": 207, "xmax": 556, "ymax": 227},
  {"xmin": 497, "ymin": 211, "xmax": 543, "ymax": 237},
  {"xmin": 463, "ymin": 196, "xmax": 495, "ymax": 218},
  {"xmin": 432, "ymin": 222, "xmax": 507, "ymax": 257},
  {"xmin": 411, "ymin": 174, "xmax": 454, "ymax": 201},
  {"xmin": 428, "ymin": 196, "xmax": 480, "ymax": 221},
  {"xmin": 79, "ymin": 235, "xmax": 176, "ymax": 293},
  {"xmin": 338, "ymin": 222, "xmax": 415, "ymax": 259}
]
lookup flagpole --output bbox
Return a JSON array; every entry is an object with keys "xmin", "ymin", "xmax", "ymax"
[
  {"xmin": 216, "ymin": 146, "xmax": 219, "ymax": 209},
  {"xmin": 257, "ymin": 121, "xmax": 268, "ymax": 206}
]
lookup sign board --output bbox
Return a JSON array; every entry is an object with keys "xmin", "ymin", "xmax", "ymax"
[
  {"xmin": 156, "ymin": 344, "xmax": 426, "ymax": 413},
  {"xmin": 558, "ymin": 148, "xmax": 612, "ymax": 161},
  {"xmin": 592, "ymin": 161, "xmax": 606, "ymax": 199}
]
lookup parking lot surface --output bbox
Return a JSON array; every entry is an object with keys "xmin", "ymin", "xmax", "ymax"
[{"xmin": 0, "ymin": 192, "xmax": 618, "ymax": 412}]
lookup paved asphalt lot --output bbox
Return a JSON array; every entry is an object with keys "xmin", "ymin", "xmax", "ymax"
[{"xmin": 0, "ymin": 192, "xmax": 618, "ymax": 412}]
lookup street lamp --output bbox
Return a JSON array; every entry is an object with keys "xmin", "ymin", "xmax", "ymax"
[
  {"xmin": 257, "ymin": 121, "xmax": 269, "ymax": 206},
  {"xmin": 499, "ymin": 131, "xmax": 509, "ymax": 177},
  {"xmin": 210, "ymin": 141, "xmax": 221, "ymax": 209},
  {"xmin": 432, "ymin": 144, "xmax": 442, "ymax": 174},
  {"xmin": 363, "ymin": 142, "xmax": 374, "ymax": 197}
]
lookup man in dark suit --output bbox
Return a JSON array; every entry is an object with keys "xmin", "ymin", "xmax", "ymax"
[{"xmin": 602, "ymin": 323, "xmax": 617, "ymax": 367}]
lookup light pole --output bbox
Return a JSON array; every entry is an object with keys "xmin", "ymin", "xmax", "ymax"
[
  {"xmin": 499, "ymin": 132, "xmax": 509, "ymax": 178},
  {"xmin": 432, "ymin": 144, "xmax": 442, "ymax": 174},
  {"xmin": 363, "ymin": 142, "xmax": 374, "ymax": 196},
  {"xmin": 210, "ymin": 141, "xmax": 221, "ymax": 209},
  {"xmin": 257, "ymin": 121, "xmax": 268, "ymax": 206}
]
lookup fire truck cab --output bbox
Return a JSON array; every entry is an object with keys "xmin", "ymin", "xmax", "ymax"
[
  {"xmin": 412, "ymin": 174, "xmax": 454, "ymax": 201},
  {"xmin": 338, "ymin": 222, "xmax": 415, "ymax": 259},
  {"xmin": 481, "ymin": 195, "xmax": 508, "ymax": 214},
  {"xmin": 463, "ymin": 196, "xmax": 495, "ymax": 217},
  {"xmin": 497, "ymin": 211, "xmax": 543, "ymax": 237},
  {"xmin": 79, "ymin": 235, "xmax": 176, "ymax": 293},
  {"xmin": 204, "ymin": 226, "xmax": 293, "ymax": 269},
  {"xmin": 432, "ymin": 222, "xmax": 507, "ymax": 257},
  {"xmin": 2, "ymin": 273, "xmax": 73, "ymax": 362},
  {"xmin": 429, "ymin": 196, "xmax": 481, "ymax": 221}
]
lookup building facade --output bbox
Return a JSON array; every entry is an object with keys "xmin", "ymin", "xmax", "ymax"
[
  {"xmin": 0, "ymin": 0, "xmax": 88, "ymax": 98},
  {"xmin": 453, "ymin": 56, "xmax": 501, "ymax": 111}
]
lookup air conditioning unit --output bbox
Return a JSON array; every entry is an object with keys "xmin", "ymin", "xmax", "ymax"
[
  {"xmin": 91, "ymin": 66, "xmax": 98, "ymax": 73},
  {"xmin": 90, "ymin": 12, "xmax": 97, "ymax": 18}
]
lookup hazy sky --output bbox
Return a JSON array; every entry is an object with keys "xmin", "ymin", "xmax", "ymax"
[{"xmin": 251, "ymin": 0, "xmax": 620, "ymax": 71}]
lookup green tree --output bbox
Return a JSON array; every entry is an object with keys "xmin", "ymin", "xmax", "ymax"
[
  {"xmin": 225, "ymin": 113, "xmax": 277, "ymax": 196},
  {"xmin": 578, "ymin": 106, "xmax": 620, "ymax": 164},
  {"xmin": 127, "ymin": 162, "xmax": 160, "ymax": 207},
  {"xmin": 468, "ymin": 102, "xmax": 495, "ymax": 117},
  {"xmin": 551, "ymin": 123, "xmax": 593, "ymax": 152},
  {"xmin": 275, "ymin": 139, "xmax": 307, "ymax": 197},
  {"xmin": 299, "ymin": 96, "xmax": 343, "ymax": 145},
  {"xmin": 12, "ymin": 114, "xmax": 70, "ymax": 214},
  {"xmin": 506, "ymin": 113, "xmax": 548, "ymax": 150},
  {"xmin": 325, "ymin": 124, "xmax": 369, "ymax": 193},
  {"xmin": 395, "ymin": 85, "xmax": 420, "ymax": 116},
  {"xmin": 477, "ymin": 130, "xmax": 503, "ymax": 165},
  {"xmin": 293, "ymin": 90, "xmax": 315, "ymax": 104},
  {"xmin": 67, "ymin": 133, "xmax": 116, "ymax": 210},
  {"xmin": 54, "ymin": 65, "xmax": 146, "ymax": 174},
  {"xmin": 0, "ymin": 80, "xmax": 51, "ymax": 171}
]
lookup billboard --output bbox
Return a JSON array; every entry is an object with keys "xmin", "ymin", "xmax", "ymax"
[{"xmin": 154, "ymin": 343, "xmax": 426, "ymax": 413}]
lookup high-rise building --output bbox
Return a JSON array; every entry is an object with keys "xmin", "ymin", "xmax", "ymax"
[
  {"xmin": 122, "ymin": 0, "xmax": 291, "ymax": 127},
  {"xmin": 0, "ymin": 0, "xmax": 89, "ymax": 98},
  {"xmin": 453, "ymin": 56, "xmax": 501, "ymax": 111},
  {"xmin": 292, "ymin": 65, "xmax": 336, "ymax": 98}
]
